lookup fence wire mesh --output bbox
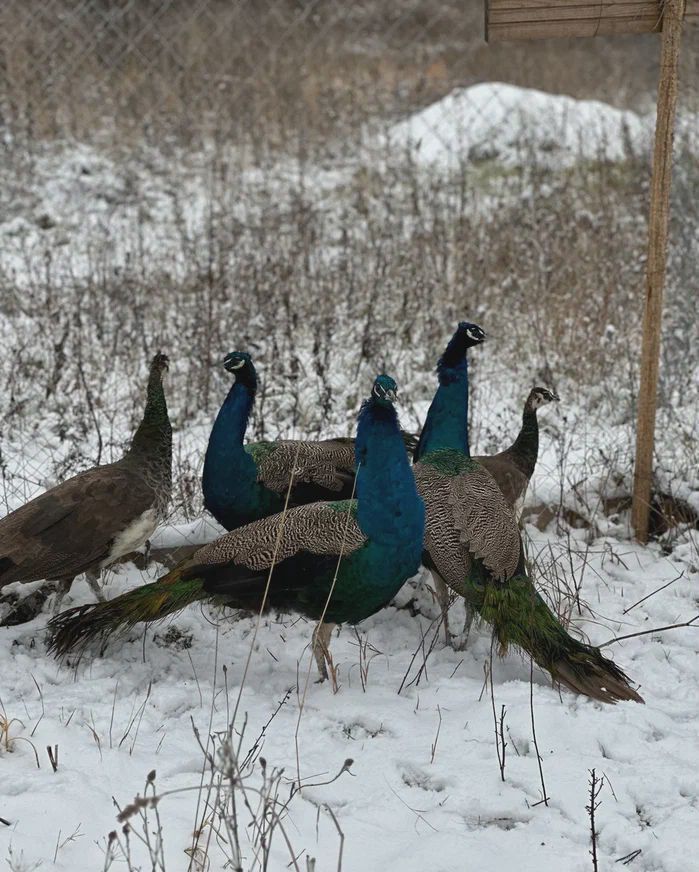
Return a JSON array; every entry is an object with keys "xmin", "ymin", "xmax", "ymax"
[{"xmin": 0, "ymin": 2, "xmax": 698, "ymax": 589}]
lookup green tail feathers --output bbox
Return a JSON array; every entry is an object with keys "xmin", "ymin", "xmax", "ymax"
[
  {"xmin": 466, "ymin": 575, "xmax": 643, "ymax": 704},
  {"xmin": 47, "ymin": 571, "xmax": 205, "ymax": 657}
]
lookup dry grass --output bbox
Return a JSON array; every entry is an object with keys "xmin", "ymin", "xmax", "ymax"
[
  {"xmin": 1, "ymin": 0, "xmax": 694, "ymax": 154},
  {"xmin": 0, "ymin": 140, "xmax": 696, "ymax": 517}
]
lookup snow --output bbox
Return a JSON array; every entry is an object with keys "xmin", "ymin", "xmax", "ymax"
[
  {"xmin": 0, "ymin": 141, "xmax": 351, "ymax": 288},
  {"xmin": 386, "ymin": 82, "xmax": 696, "ymax": 171},
  {"xmin": 2, "ymin": 409, "xmax": 698, "ymax": 871},
  {"xmin": 3, "ymin": 82, "xmax": 693, "ymax": 288}
]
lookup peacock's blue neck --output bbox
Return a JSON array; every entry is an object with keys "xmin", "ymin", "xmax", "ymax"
[
  {"xmin": 202, "ymin": 379, "xmax": 259, "ymax": 522},
  {"xmin": 354, "ymin": 399, "xmax": 425, "ymax": 548},
  {"xmin": 415, "ymin": 359, "xmax": 470, "ymax": 460}
]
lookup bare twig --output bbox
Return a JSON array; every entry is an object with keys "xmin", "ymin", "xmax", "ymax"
[
  {"xmin": 530, "ymin": 659, "xmax": 549, "ymax": 807},
  {"xmin": 29, "ymin": 675, "xmax": 45, "ymax": 738},
  {"xmin": 324, "ymin": 804, "xmax": 345, "ymax": 872},
  {"xmin": 599, "ymin": 614, "xmax": 699, "ymax": 648},
  {"xmin": 622, "ymin": 571, "xmax": 684, "ymax": 614},
  {"xmin": 587, "ymin": 769, "xmax": 604, "ymax": 872},
  {"xmin": 430, "ymin": 705, "xmax": 442, "ymax": 766},
  {"xmin": 489, "ymin": 640, "xmax": 507, "ymax": 782}
]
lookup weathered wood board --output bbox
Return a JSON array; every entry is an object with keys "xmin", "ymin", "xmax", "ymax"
[{"xmin": 485, "ymin": 0, "xmax": 698, "ymax": 42}]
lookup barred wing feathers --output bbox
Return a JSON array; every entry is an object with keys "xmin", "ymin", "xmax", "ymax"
[
  {"xmin": 191, "ymin": 500, "xmax": 366, "ymax": 573},
  {"xmin": 415, "ymin": 458, "xmax": 520, "ymax": 584},
  {"xmin": 251, "ymin": 440, "xmax": 356, "ymax": 495}
]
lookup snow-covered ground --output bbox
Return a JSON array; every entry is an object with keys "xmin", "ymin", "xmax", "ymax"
[
  {"xmin": 2, "ymin": 82, "xmax": 699, "ymax": 871},
  {"xmin": 2, "ymin": 402, "xmax": 698, "ymax": 872}
]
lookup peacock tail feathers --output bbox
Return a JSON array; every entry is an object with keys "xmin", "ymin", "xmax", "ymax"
[
  {"xmin": 462, "ymin": 572, "xmax": 643, "ymax": 704},
  {"xmin": 47, "ymin": 569, "xmax": 205, "ymax": 657}
]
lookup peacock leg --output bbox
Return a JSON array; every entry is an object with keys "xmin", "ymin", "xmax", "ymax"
[
  {"xmin": 84, "ymin": 568, "xmax": 105, "ymax": 602},
  {"xmin": 51, "ymin": 578, "xmax": 75, "ymax": 616},
  {"xmin": 455, "ymin": 599, "xmax": 475, "ymax": 651},
  {"xmin": 430, "ymin": 571, "xmax": 451, "ymax": 646},
  {"xmin": 312, "ymin": 621, "xmax": 336, "ymax": 683}
]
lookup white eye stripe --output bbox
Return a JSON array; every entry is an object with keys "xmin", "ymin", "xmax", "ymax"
[
  {"xmin": 227, "ymin": 359, "xmax": 246, "ymax": 370},
  {"xmin": 373, "ymin": 384, "xmax": 397, "ymax": 399}
]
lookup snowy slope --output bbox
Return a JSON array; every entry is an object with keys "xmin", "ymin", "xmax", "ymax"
[{"xmin": 386, "ymin": 82, "xmax": 662, "ymax": 170}]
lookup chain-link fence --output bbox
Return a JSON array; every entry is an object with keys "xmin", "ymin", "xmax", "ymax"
[
  {"xmin": 2, "ymin": 1, "xmax": 693, "ymax": 150},
  {"xmin": 1, "ymin": 2, "xmax": 698, "ymax": 601}
]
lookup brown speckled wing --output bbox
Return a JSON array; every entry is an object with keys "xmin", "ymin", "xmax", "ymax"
[
  {"xmin": 0, "ymin": 463, "xmax": 156, "ymax": 586},
  {"xmin": 473, "ymin": 454, "xmax": 529, "ymax": 516}
]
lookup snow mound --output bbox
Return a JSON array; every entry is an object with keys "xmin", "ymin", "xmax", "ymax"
[{"xmin": 387, "ymin": 82, "xmax": 651, "ymax": 169}]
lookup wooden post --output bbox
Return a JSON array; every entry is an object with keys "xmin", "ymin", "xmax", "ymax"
[
  {"xmin": 631, "ymin": 0, "xmax": 685, "ymax": 543},
  {"xmin": 484, "ymin": 0, "xmax": 691, "ymax": 544}
]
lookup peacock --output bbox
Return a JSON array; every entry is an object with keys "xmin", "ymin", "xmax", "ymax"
[
  {"xmin": 0, "ymin": 353, "xmax": 172, "ymax": 625},
  {"xmin": 202, "ymin": 351, "xmax": 417, "ymax": 532},
  {"xmin": 476, "ymin": 386, "xmax": 559, "ymax": 521},
  {"xmin": 414, "ymin": 323, "xmax": 642, "ymax": 703},
  {"xmin": 48, "ymin": 375, "xmax": 425, "ymax": 680}
]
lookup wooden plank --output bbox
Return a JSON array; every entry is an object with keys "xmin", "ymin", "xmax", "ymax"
[
  {"xmin": 491, "ymin": 7, "xmax": 662, "ymax": 25},
  {"xmin": 486, "ymin": 0, "xmax": 697, "ymax": 41},
  {"xmin": 631, "ymin": 0, "xmax": 685, "ymax": 543},
  {"xmin": 492, "ymin": 1, "xmax": 659, "ymax": 20},
  {"xmin": 488, "ymin": 17, "xmax": 659, "ymax": 39}
]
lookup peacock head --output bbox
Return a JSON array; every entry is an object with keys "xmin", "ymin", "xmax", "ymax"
[
  {"xmin": 371, "ymin": 374, "xmax": 398, "ymax": 407},
  {"xmin": 150, "ymin": 352, "xmax": 170, "ymax": 378},
  {"xmin": 223, "ymin": 350, "xmax": 253, "ymax": 374},
  {"xmin": 438, "ymin": 321, "xmax": 486, "ymax": 372},
  {"xmin": 458, "ymin": 321, "xmax": 486, "ymax": 347},
  {"xmin": 527, "ymin": 386, "xmax": 560, "ymax": 411}
]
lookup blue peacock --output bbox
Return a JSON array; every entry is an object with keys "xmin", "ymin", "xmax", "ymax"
[
  {"xmin": 413, "ymin": 322, "xmax": 643, "ymax": 704},
  {"xmin": 48, "ymin": 375, "xmax": 425, "ymax": 678},
  {"xmin": 202, "ymin": 351, "xmax": 416, "ymax": 532}
]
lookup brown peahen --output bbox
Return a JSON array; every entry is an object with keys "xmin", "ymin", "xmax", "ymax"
[
  {"xmin": 476, "ymin": 386, "xmax": 559, "ymax": 521},
  {"xmin": 0, "ymin": 353, "xmax": 172, "ymax": 624}
]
